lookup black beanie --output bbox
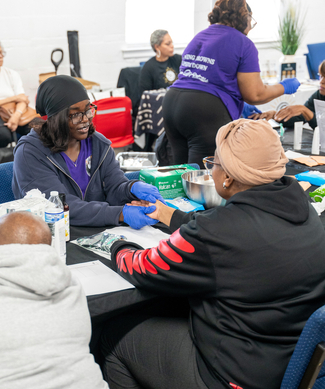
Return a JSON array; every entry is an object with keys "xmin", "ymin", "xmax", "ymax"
[{"xmin": 36, "ymin": 75, "xmax": 89, "ymax": 118}]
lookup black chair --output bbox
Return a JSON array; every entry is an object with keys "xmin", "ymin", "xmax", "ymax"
[{"xmin": 117, "ymin": 66, "xmax": 142, "ymax": 123}]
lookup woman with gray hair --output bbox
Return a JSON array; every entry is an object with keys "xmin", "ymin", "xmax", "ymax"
[{"xmin": 139, "ymin": 29, "xmax": 182, "ymax": 95}]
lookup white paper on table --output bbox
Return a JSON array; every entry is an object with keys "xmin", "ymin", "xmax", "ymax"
[
  {"xmin": 268, "ymin": 119, "xmax": 280, "ymax": 128},
  {"xmin": 285, "ymin": 150, "xmax": 310, "ymax": 160},
  {"xmin": 69, "ymin": 260, "xmax": 135, "ymax": 296},
  {"xmin": 70, "ymin": 225, "xmax": 170, "ymax": 260},
  {"xmin": 106, "ymin": 225, "xmax": 170, "ymax": 248}
]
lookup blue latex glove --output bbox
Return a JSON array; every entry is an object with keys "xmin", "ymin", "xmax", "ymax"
[
  {"xmin": 280, "ymin": 77, "xmax": 300, "ymax": 94},
  {"xmin": 242, "ymin": 103, "xmax": 262, "ymax": 118},
  {"xmin": 131, "ymin": 181, "xmax": 166, "ymax": 205},
  {"xmin": 122, "ymin": 205, "xmax": 158, "ymax": 230}
]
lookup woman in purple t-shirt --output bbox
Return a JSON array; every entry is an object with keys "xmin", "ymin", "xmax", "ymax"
[{"xmin": 162, "ymin": 0, "xmax": 300, "ymax": 168}]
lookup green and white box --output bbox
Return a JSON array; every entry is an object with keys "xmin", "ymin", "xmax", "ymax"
[{"xmin": 139, "ymin": 164, "xmax": 197, "ymax": 199}]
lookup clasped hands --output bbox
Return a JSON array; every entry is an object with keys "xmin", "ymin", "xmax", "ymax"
[
  {"xmin": 3, "ymin": 94, "xmax": 30, "ymax": 132},
  {"xmin": 122, "ymin": 181, "xmax": 167, "ymax": 230},
  {"xmin": 5, "ymin": 111, "xmax": 21, "ymax": 132}
]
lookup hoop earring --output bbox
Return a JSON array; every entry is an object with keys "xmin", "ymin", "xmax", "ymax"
[
  {"xmin": 223, "ymin": 182, "xmax": 227, "ymax": 189},
  {"xmin": 156, "ymin": 49, "xmax": 161, "ymax": 58}
]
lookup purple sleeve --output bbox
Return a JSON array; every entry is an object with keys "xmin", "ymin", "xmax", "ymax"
[{"xmin": 237, "ymin": 40, "xmax": 260, "ymax": 73}]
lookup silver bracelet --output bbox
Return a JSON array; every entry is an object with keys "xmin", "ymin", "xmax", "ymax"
[{"xmin": 16, "ymin": 109, "xmax": 23, "ymax": 115}]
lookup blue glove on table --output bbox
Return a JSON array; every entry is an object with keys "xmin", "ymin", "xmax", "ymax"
[
  {"xmin": 280, "ymin": 78, "xmax": 300, "ymax": 94},
  {"xmin": 131, "ymin": 181, "xmax": 166, "ymax": 204},
  {"xmin": 122, "ymin": 205, "xmax": 158, "ymax": 230},
  {"xmin": 242, "ymin": 103, "xmax": 262, "ymax": 118}
]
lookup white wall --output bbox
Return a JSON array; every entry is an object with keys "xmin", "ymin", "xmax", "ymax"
[
  {"xmin": 1, "ymin": 0, "xmax": 128, "ymax": 104},
  {"xmin": 0, "ymin": 0, "xmax": 324, "ymax": 105}
]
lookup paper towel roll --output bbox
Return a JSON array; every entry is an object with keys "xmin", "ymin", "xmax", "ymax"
[
  {"xmin": 312, "ymin": 126, "xmax": 320, "ymax": 155},
  {"xmin": 294, "ymin": 121, "xmax": 303, "ymax": 150}
]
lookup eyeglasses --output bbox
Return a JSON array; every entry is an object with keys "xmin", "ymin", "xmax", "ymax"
[
  {"xmin": 0, "ymin": 50, "xmax": 6, "ymax": 58},
  {"xmin": 250, "ymin": 15, "xmax": 257, "ymax": 30},
  {"xmin": 69, "ymin": 104, "xmax": 97, "ymax": 124},
  {"xmin": 318, "ymin": 73, "xmax": 325, "ymax": 81},
  {"xmin": 203, "ymin": 156, "xmax": 222, "ymax": 170}
]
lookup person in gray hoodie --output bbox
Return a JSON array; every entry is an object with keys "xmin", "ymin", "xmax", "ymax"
[{"xmin": 0, "ymin": 211, "xmax": 109, "ymax": 389}]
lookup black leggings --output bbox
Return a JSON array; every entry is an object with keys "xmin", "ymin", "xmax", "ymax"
[
  {"xmin": 0, "ymin": 117, "xmax": 30, "ymax": 148},
  {"xmin": 162, "ymin": 88, "xmax": 232, "ymax": 168},
  {"xmin": 100, "ymin": 313, "xmax": 210, "ymax": 389}
]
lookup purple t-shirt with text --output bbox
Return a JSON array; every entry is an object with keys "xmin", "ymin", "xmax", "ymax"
[
  {"xmin": 172, "ymin": 24, "xmax": 260, "ymax": 120},
  {"xmin": 60, "ymin": 137, "xmax": 92, "ymax": 197}
]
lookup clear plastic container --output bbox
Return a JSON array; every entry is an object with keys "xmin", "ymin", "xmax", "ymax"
[{"xmin": 116, "ymin": 152, "xmax": 158, "ymax": 171}]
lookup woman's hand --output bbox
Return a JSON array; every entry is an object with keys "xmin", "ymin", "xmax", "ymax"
[
  {"xmin": 249, "ymin": 110, "xmax": 276, "ymax": 121},
  {"xmin": 122, "ymin": 204, "xmax": 158, "ymax": 230},
  {"xmin": 274, "ymin": 105, "xmax": 314, "ymax": 122},
  {"xmin": 130, "ymin": 181, "xmax": 166, "ymax": 204},
  {"xmin": 4, "ymin": 111, "xmax": 20, "ymax": 132},
  {"xmin": 127, "ymin": 200, "xmax": 176, "ymax": 227},
  {"xmin": 242, "ymin": 103, "xmax": 261, "ymax": 118},
  {"xmin": 13, "ymin": 94, "xmax": 29, "ymax": 105},
  {"xmin": 148, "ymin": 201, "xmax": 176, "ymax": 226},
  {"xmin": 0, "ymin": 94, "xmax": 29, "ymax": 108}
]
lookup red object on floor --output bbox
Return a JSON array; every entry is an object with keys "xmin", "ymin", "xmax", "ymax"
[
  {"xmin": 229, "ymin": 383, "xmax": 243, "ymax": 389},
  {"xmin": 92, "ymin": 97, "xmax": 134, "ymax": 148}
]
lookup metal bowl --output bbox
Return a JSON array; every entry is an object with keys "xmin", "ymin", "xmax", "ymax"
[{"xmin": 182, "ymin": 170, "xmax": 226, "ymax": 209}]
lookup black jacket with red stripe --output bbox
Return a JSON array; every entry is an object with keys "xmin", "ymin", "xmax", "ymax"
[{"xmin": 111, "ymin": 177, "xmax": 325, "ymax": 389}]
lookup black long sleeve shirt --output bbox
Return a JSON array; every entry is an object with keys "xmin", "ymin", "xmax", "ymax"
[{"xmin": 112, "ymin": 177, "xmax": 325, "ymax": 389}]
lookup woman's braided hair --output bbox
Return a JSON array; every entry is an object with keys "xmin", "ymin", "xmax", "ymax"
[{"xmin": 208, "ymin": 0, "xmax": 251, "ymax": 34}]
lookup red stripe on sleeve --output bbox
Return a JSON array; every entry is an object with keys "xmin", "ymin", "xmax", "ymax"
[
  {"xmin": 169, "ymin": 229, "xmax": 195, "ymax": 253},
  {"xmin": 132, "ymin": 250, "xmax": 143, "ymax": 274},
  {"xmin": 142, "ymin": 256, "xmax": 158, "ymax": 274},
  {"xmin": 158, "ymin": 240, "xmax": 183, "ymax": 263},
  {"xmin": 148, "ymin": 246, "xmax": 170, "ymax": 270}
]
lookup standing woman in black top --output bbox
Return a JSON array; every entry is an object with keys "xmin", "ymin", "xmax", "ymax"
[{"xmin": 139, "ymin": 30, "xmax": 182, "ymax": 95}]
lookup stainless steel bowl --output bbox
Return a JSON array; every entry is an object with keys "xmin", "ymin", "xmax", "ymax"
[{"xmin": 182, "ymin": 170, "xmax": 226, "ymax": 209}]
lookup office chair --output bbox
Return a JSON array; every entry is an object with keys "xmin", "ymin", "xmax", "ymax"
[
  {"xmin": 280, "ymin": 304, "xmax": 325, "ymax": 389},
  {"xmin": 117, "ymin": 66, "xmax": 142, "ymax": 122},
  {"xmin": 92, "ymin": 97, "xmax": 134, "ymax": 148},
  {"xmin": 0, "ymin": 161, "xmax": 15, "ymax": 204},
  {"xmin": 305, "ymin": 42, "xmax": 325, "ymax": 79}
]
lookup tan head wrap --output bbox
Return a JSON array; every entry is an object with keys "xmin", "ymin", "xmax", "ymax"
[{"xmin": 216, "ymin": 119, "xmax": 288, "ymax": 186}]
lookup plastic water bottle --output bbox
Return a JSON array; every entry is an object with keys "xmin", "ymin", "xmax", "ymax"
[
  {"xmin": 59, "ymin": 193, "xmax": 70, "ymax": 242},
  {"xmin": 45, "ymin": 191, "xmax": 66, "ymax": 262}
]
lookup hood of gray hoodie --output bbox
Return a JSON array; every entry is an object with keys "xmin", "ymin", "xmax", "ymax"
[{"xmin": 0, "ymin": 244, "xmax": 71, "ymax": 297}]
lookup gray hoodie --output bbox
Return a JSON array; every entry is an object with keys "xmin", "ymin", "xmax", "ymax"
[{"xmin": 0, "ymin": 244, "xmax": 108, "ymax": 389}]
